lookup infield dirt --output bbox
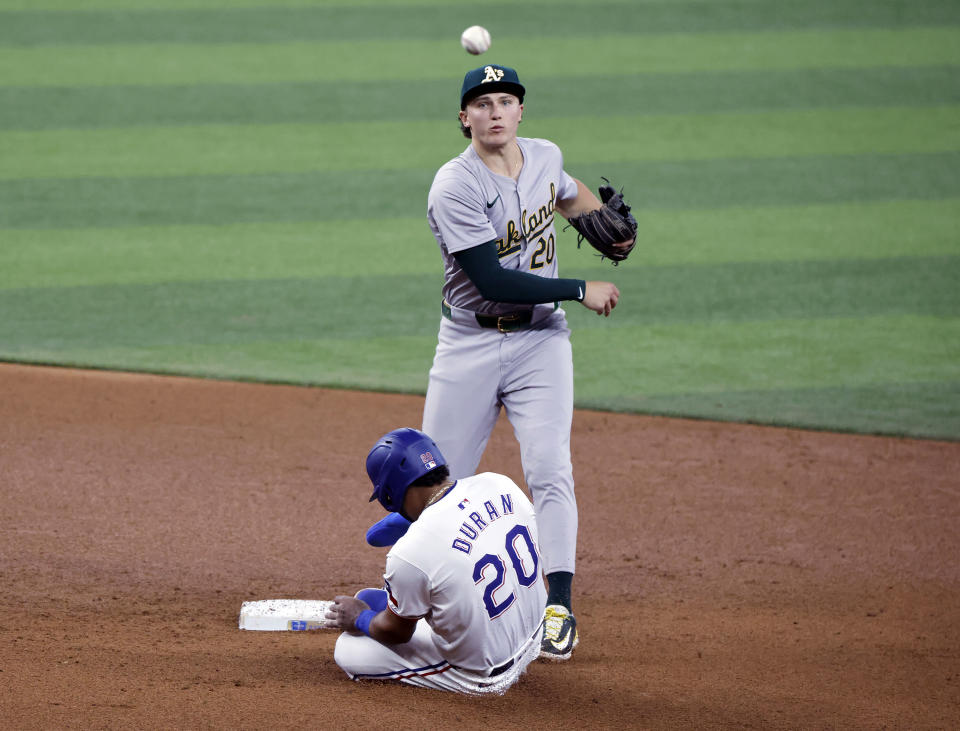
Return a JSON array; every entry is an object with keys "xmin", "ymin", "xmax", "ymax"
[{"xmin": 2, "ymin": 363, "xmax": 958, "ymax": 728}]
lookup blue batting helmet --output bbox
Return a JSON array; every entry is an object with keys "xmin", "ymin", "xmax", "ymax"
[{"xmin": 366, "ymin": 428, "xmax": 447, "ymax": 512}]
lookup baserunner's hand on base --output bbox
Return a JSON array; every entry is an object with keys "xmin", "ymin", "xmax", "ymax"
[{"xmin": 326, "ymin": 596, "xmax": 371, "ymax": 633}]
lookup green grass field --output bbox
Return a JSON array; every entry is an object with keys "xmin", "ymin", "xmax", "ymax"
[{"xmin": 1, "ymin": 0, "xmax": 958, "ymax": 439}]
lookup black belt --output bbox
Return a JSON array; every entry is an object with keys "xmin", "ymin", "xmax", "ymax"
[
  {"xmin": 489, "ymin": 657, "xmax": 515, "ymax": 677},
  {"xmin": 475, "ymin": 311, "xmax": 534, "ymax": 333},
  {"xmin": 452, "ymin": 657, "xmax": 514, "ymax": 677},
  {"xmin": 442, "ymin": 300, "xmax": 542, "ymax": 333}
]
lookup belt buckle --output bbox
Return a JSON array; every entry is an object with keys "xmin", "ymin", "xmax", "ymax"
[{"xmin": 497, "ymin": 313, "xmax": 521, "ymax": 333}]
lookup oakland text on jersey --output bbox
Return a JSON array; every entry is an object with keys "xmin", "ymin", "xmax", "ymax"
[
  {"xmin": 495, "ymin": 182, "xmax": 558, "ymax": 260},
  {"xmin": 451, "ymin": 492, "xmax": 515, "ymax": 554}
]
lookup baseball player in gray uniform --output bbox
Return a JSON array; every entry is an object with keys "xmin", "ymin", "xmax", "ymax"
[
  {"xmin": 421, "ymin": 64, "xmax": 634, "ymax": 661},
  {"xmin": 326, "ymin": 428, "xmax": 547, "ymax": 695}
]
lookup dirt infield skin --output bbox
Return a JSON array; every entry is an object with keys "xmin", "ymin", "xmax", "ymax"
[{"xmin": 1, "ymin": 363, "xmax": 958, "ymax": 729}]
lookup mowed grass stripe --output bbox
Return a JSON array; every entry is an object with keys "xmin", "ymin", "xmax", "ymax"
[
  {"xmin": 576, "ymin": 152, "xmax": 960, "ymax": 210},
  {"xmin": 1, "ymin": 336, "xmax": 440, "ymax": 396},
  {"xmin": 0, "ymin": 0, "xmax": 563, "ymax": 8},
  {"xmin": 0, "ymin": 0, "xmax": 850, "ymax": 10},
  {"xmin": 0, "ymin": 5, "xmax": 657, "ymax": 46},
  {"xmin": 0, "ymin": 0, "xmax": 635, "ymax": 12},
  {"xmin": 632, "ymin": 199, "xmax": 960, "ymax": 267},
  {"xmin": 1, "ymin": 257, "xmax": 955, "ymax": 349},
  {"xmin": 0, "ymin": 219, "xmax": 443, "ymax": 288},
  {"xmin": 2, "ymin": 29, "xmax": 958, "ymax": 87},
  {"xmin": 569, "ymin": 314, "xmax": 960, "ymax": 398},
  {"xmin": 0, "ymin": 275, "xmax": 445, "ymax": 347},
  {"xmin": 3, "ymin": 200, "xmax": 957, "ymax": 290},
  {"xmin": 616, "ymin": 382, "xmax": 960, "ymax": 440},
  {"xmin": 555, "ymin": 106, "xmax": 960, "ymax": 164},
  {"xmin": 3, "ymin": 0, "xmax": 958, "ymax": 46},
  {"xmin": 4, "ymin": 66, "xmax": 957, "ymax": 131},
  {"xmin": 3, "ymin": 152, "xmax": 958, "ymax": 230},
  {"xmin": 5, "ymin": 107, "xmax": 957, "ymax": 180},
  {"xmin": 563, "ymin": 256, "xmax": 960, "ymax": 328}
]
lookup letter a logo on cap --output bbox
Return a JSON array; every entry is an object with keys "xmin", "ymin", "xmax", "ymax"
[{"xmin": 483, "ymin": 65, "xmax": 505, "ymax": 83}]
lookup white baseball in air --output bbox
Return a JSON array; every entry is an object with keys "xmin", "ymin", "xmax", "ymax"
[{"xmin": 460, "ymin": 25, "xmax": 491, "ymax": 55}]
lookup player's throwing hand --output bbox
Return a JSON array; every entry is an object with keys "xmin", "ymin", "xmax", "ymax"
[{"xmin": 581, "ymin": 281, "xmax": 620, "ymax": 317}]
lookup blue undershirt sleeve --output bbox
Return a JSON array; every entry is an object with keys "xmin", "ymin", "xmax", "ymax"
[{"xmin": 453, "ymin": 241, "xmax": 586, "ymax": 305}]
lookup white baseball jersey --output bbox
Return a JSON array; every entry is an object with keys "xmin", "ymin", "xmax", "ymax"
[
  {"xmin": 382, "ymin": 473, "xmax": 547, "ymax": 673},
  {"xmin": 427, "ymin": 137, "xmax": 579, "ymax": 315}
]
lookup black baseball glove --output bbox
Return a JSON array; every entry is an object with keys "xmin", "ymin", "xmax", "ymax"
[{"xmin": 566, "ymin": 178, "xmax": 638, "ymax": 264}]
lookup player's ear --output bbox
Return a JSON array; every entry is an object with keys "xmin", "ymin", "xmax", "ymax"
[{"xmin": 459, "ymin": 109, "xmax": 469, "ymax": 127}]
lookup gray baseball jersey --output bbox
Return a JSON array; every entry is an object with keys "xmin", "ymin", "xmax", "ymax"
[{"xmin": 427, "ymin": 137, "xmax": 579, "ymax": 315}]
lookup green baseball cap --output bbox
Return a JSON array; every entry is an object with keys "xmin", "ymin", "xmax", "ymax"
[{"xmin": 460, "ymin": 64, "xmax": 525, "ymax": 109}]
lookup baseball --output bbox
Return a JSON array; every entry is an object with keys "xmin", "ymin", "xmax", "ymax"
[{"xmin": 460, "ymin": 25, "xmax": 491, "ymax": 55}]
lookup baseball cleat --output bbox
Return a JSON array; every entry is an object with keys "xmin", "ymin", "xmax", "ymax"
[{"xmin": 539, "ymin": 604, "xmax": 579, "ymax": 661}]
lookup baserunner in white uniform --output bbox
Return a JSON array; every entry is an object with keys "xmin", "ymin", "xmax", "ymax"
[
  {"xmin": 421, "ymin": 64, "xmax": 634, "ymax": 660},
  {"xmin": 326, "ymin": 428, "xmax": 547, "ymax": 695}
]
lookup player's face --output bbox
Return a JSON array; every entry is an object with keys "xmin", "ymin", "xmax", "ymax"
[{"xmin": 460, "ymin": 93, "xmax": 523, "ymax": 147}]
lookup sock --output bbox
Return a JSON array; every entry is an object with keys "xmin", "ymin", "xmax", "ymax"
[{"xmin": 545, "ymin": 571, "xmax": 573, "ymax": 611}]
